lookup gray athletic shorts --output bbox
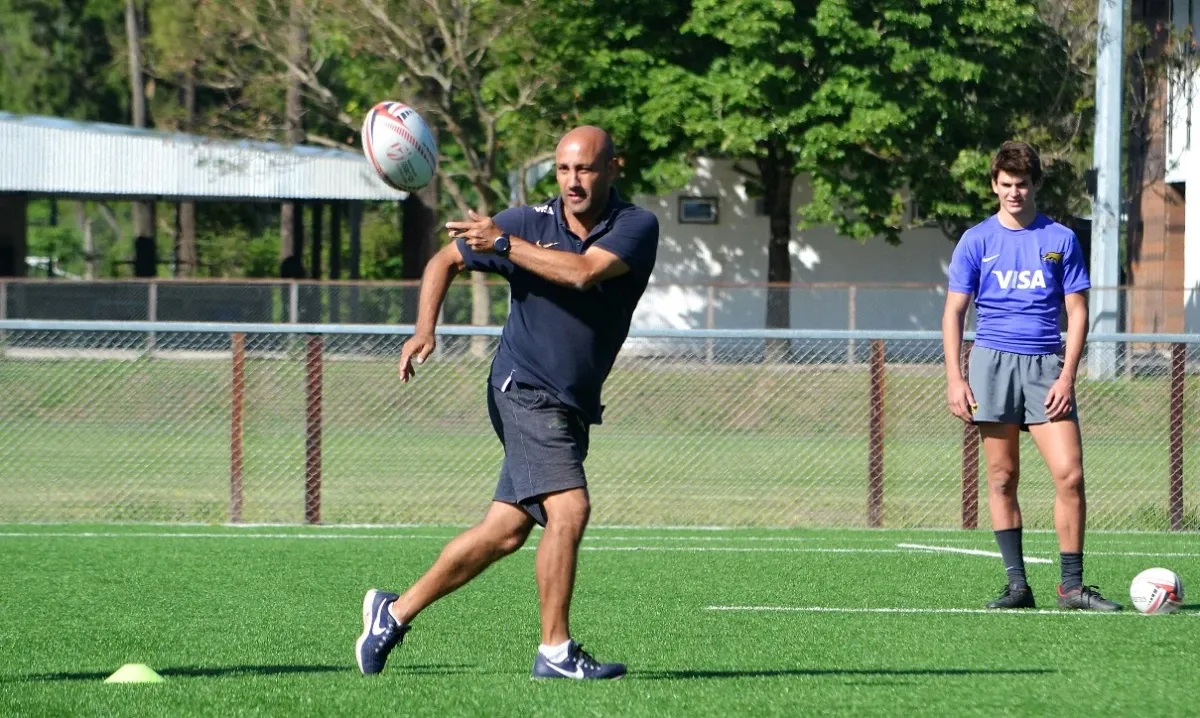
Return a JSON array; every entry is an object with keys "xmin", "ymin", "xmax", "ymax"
[
  {"xmin": 486, "ymin": 381, "xmax": 589, "ymax": 526},
  {"xmin": 968, "ymin": 345, "xmax": 1077, "ymax": 430}
]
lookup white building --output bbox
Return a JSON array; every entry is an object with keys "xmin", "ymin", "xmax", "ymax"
[
  {"xmin": 633, "ymin": 158, "xmax": 957, "ymax": 332},
  {"xmin": 1163, "ymin": 0, "xmax": 1200, "ymax": 333}
]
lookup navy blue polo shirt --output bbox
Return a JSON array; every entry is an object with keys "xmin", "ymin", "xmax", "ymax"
[{"xmin": 456, "ymin": 191, "xmax": 659, "ymax": 424}]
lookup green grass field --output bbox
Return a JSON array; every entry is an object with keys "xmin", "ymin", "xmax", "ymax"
[{"xmin": 2, "ymin": 524, "xmax": 1198, "ymax": 716}]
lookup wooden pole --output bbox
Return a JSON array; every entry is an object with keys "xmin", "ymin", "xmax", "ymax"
[
  {"xmin": 961, "ymin": 341, "xmax": 979, "ymax": 529},
  {"xmin": 868, "ymin": 339, "xmax": 885, "ymax": 528},
  {"xmin": 230, "ymin": 332, "xmax": 246, "ymax": 523},
  {"xmin": 304, "ymin": 334, "xmax": 324, "ymax": 524},
  {"xmin": 1169, "ymin": 342, "xmax": 1186, "ymax": 531}
]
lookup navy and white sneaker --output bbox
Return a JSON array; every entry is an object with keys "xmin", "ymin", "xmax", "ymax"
[
  {"xmin": 355, "ymin": 589, "xmax": 410, "ymax": 675},
  {"xmin": 531, "ymin": 641, "xmax": 626, "ymax": 680}
]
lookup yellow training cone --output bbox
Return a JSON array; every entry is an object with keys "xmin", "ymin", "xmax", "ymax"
[{"xmin": 104, "ymin": 664, "xmax": 165, "ymax": 684}]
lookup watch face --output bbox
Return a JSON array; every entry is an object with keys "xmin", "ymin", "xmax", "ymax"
[{"xmin": 495, "ymin": 234, "xmax": 510, "ymax": 253}]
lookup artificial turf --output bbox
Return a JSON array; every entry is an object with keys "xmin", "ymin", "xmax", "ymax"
[{"xmin": 2, "ymin": 524, "xmax": 1197, "ymax": 716}]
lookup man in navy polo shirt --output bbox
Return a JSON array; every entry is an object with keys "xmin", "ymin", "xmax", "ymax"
[
  {"xmin": 943, "ymin": 141, "xmax": 1120, "ymax": 612},
  {"xmin": 355, "ymin": 126, "xmax": 658, "ymax": 679}
]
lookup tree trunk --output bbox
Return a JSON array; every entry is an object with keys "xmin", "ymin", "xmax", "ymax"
[
  {"xmin": 758, "ymin": 142, "xmax": 795, "ymax": 363},
  {"xmin": 125, "ymin": 0, "xmax": 155, "ymax": 252},
  {"xmin": 177, "ymin": 63, "xmax": 197, "ymax": 277},
  {"xmin": 279, "ymin": 0, "xmax": 307, "ymax": 278},
  {"xmin": 76, "ymin": 202, "xmax": 95, "ymax": 280},
  {"xmin": 470, "ymin": 196, "xmax": 492, "ymax": 357},
  {"xmin": 329, "ymin": 202, "xmax": 342, "ymax": 321}
]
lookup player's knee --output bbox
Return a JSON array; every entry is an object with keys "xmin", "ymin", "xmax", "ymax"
[
  {"xmin": 1054, "ymin": 467, "xmax": 1084, "ymax": 494},
  {"xmin": 494, "ymin": 526, "xmax": 531, "ymax": 556},
  {"xmin": 545, "ymin": 494, "xmax": 590, "ymax": 534},
  {"xmin": 987, "ymin": 465, "xmax": 1019, "ymax": 496}
]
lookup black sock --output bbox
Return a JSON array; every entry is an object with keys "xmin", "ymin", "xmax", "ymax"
[
  {"xmin": 1061, "ymin": 552, "xmax": 1083, "ymax": 590},
  {"xmin": 994, "ymin": 528, "xmax": 1027, "ymax": 587}
]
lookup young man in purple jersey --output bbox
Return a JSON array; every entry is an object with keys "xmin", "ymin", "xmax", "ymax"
[{"xmin": 942, "ymin": 141, "xmax": 1121, "ymax": 611}]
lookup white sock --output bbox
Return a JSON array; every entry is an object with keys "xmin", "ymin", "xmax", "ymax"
[{"xmin": 538, "ymin": 639, "xmax": 572, "ymax": 663}]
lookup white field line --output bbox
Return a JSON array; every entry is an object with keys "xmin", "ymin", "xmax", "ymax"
[
  {"xmin": 0, "ymin": 533, "xmax": 913, "ymax": 554},
  {"xmin": 14, "ymin": 522, "xmax": 1187, "ymax": 537},
  {"xmin": 569, "ymin": 547, "xmax": 915, "ymax": 554},
  {"xmin": 897, "ymin": 543, "xmax": 1055, "ymax": 565},
  {"xmin": 0, "ymin": 532, "xmax": 1197, "ymax": 560},
  {"xmin": 1081, "ymin": 551, "xmax": 1200, "ymax": 558},
  {"xmin": 704, "ymin": 606, "xmax": 1180, "ymax": 617},
  {"xmin": 0, "ymin": 532, "xmax": 456, "ymax": 540}
]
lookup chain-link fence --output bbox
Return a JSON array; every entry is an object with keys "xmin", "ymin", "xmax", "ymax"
[
  {"xmin": 7, "ymin": 279, "xmax": 1198, "ymax": 334},
  {"xmin": 1, "ymin": 320, "xmax": 1196, "ymax": 530}
]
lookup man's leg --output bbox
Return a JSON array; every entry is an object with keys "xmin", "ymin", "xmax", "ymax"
[
  {"xmin": 1028, "ymin": 419, "xmax": 1084, "ymax": 554},
  {"xmin": 1028, "ymin": 420, "xmax": 1119, "ymax": 610},
  {"xmin": 356, "ymin": 501, "xmax": 533, "ymax": 675},
  {"xmin": 983, "ymin": 423, "xmax": 1022, "ymax": 531},
  {"xmin": 980, "ymin": 423, "xmax": 1034, "ymax": 608},
  {"xmin": 535, "ymin": 487, "xmax": 590, "ymax": 646},
  {"xmin": 528, "ymin": 487, "xmax": 625, "ymax": 680},
  {"xmin": 391, "ymin": 501, "xmax": 535, "ymax": 624}
]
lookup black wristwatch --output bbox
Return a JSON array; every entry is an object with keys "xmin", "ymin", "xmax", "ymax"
[{"xmin": 493, "ymin": 233, "xmax": 511, "ymax": 256}]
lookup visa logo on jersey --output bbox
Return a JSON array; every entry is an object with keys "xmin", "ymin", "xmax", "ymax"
[{"xmin": 991, "ymin": 270, "xmax": 1047, "ymax": 289}]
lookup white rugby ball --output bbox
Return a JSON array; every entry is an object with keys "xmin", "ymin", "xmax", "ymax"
[
  {"xmin": 361, "ymin": 101, "xmax": 438, "ymax": 192},
  {"xmin": 1130, "ymin": 567, "xmax": 1184, "ymax": 614}
]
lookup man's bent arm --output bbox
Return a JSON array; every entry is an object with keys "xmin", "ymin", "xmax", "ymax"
[
  {"xmin": 415, "ymin": 242, "xmax": 467, "ymax": 336},
  {"xmin": 505, "ymin": 237, "xmax": 629, "ymax": 291}
]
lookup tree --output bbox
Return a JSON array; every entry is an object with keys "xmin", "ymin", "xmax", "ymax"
[
  {"xmin": 0, "ymin": 0, "xmax": 127, "ymax": 121},
  {"xmin": 624, "ymin": 0, "xmax": 1083, "ymax": 343},
  {"xmin": 280, "ymin": 0, "xmax": 309, "ymax": 280},
  {"xmin": 145, "ymin": 0, "xmax": 204, "ymax": 276},
  {"xmin": 520, "ymin": 0, "xmax": 703, "ymax": 197},
  {"xmin": 124, "ymin": 0, "xmax": 156, "ymax": 273}
]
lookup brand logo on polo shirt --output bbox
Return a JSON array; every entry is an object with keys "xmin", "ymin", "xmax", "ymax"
[
  {"xmin": 991, "ymin": 270, "xmax": 1047, "ymax": 289},
  {"xmin": 1042, "ymin": 251, "xmax": 1063, "ymax": 264},
  {"xmin": 533, "ymin": 203, "xmax": 554, "ymax": 214}
]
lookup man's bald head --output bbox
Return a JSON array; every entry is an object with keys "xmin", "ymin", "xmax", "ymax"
[
  {"xmin": 556, "ymin": 125, "xmax": 615, "ymax": 164},
  {"xmin": 555, "ymin": 126, "xmax": 619, "ymax": 223}
]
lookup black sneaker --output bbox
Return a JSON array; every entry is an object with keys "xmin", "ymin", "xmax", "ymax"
[
  {"xmin": 986, "ymin": 583, "xmax": 1036, "ymax": 609},
  {"xmin": 355, "ymin": 589, "xmax": 410, "ymax": 674},
  {"xmin": 1057, "ymin": 584, "xmax": 1122, "ymax": 611},
  {"xmin": 531, "ymin": 641, "xmax": 626, "ymax": 680}
]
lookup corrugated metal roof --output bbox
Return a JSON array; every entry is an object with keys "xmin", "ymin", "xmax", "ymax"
[{"xmin": 0, "ymin": 112, "xmax": 407, "ymax": 201}]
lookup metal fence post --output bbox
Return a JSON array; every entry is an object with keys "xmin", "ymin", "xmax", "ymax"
[
  {"xmin": 868, "ymin": 339, "xmax": 885, "ymax": 527},
  {"xmin": 289, "ymin": 282, "xmax": 299, "ymax": 324},
  {"xmin": 147, "ymin": 281, "xmax": 157, "ymax": 355},
  {"xmin": 961, "ymin": 341, "xmax": 979, "ymax": 529},
  {"xmin": 847, "ymin": 285, "xmax": 857, "ymax": 365},
  {"xmin": 0, "ymin": 280, "xmax": 7, "ymax": 360},
  {"xmin": 1169, "ymin": 342, "xmax": 1186, "ymax": 530},
  {"xmin": 230, "ymin": 332, "xmax": 246, "ymax": 524},
  {"xmin": 706, "ymin": 284, "xmax": 716, "ymax": 365},
  {"xmin": 305, "ymin": 334, "xmax": 324, "ymax": 525}
]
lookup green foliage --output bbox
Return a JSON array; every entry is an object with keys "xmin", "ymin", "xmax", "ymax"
[
  {"xmin": 0, "ymin": 0, "xmax": 1126, "ymax": 279},
  {"xmin": 635, "ymin": 0, "xmax": 1087, "ymax": 244},
  {"xmin": 0, "ymin": 0, "xmax": 127, "ymax": 120},
  {"xmin": 523, "ymin": 0, "xmax": 704, "ymax": 196}
]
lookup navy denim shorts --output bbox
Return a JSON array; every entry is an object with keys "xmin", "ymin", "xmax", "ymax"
[{"xmin": 487, "ymin": 381, "xmax": 590, "ymax": 525}]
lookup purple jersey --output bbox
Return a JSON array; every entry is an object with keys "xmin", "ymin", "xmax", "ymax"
[{"xmin": 947, "ymin": 213, "xmax": 1090, "ymax": 355}]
